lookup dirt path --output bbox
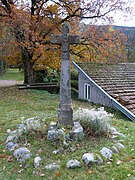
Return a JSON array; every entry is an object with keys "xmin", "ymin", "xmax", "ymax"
[{"xmin": 0, "ymin": 80, "xmax": 18, "ymax": 87}]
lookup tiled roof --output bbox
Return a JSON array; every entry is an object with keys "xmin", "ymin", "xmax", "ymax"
[{"xmin": 77, "ymin": 62, "xmax": 135, "ymax": 116}]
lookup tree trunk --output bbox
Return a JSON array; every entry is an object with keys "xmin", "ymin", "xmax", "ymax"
[{"xmin": 21, "ymin": 48, "xmax": 36, "ymax": 84}]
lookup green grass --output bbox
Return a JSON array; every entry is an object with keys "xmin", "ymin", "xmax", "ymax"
[
  {"xmin": 0, "ymin": 72, "xmax": 135, "ymax": 179},
  {"xmin": 0, "ymin": 68, "xmax": 24, "ymax": 81}
]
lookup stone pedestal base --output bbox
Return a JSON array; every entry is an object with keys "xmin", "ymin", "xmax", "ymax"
[{"xmin": 58, "ymin": 104, "xmax": 73, "ymax": 126}]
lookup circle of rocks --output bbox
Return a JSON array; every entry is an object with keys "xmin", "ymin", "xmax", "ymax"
[{"xmin": 5, "ymin": 118, "xmax": 126, "ymax": 171}]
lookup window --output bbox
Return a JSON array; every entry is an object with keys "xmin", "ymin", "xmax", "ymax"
[{"xmin": 84, "ymin": 83, "xmax": 91, "ymax": 101}]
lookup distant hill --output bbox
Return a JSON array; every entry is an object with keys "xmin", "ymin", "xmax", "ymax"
[
  {"xmin": 113, "ymin": 26, "xmax": 135, "ymax": 35},
  {"xmin": 80, "ymin": 23, "xmax": 135, "ymax": 62},
  {"xmin": 113, "ymin": 26, "xmax": 135, "ymax": 62}
]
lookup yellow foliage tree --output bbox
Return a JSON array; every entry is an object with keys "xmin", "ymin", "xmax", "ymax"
[{"xmin": 0, "ymin": 0, "xmax": 129, "ymax": 83}]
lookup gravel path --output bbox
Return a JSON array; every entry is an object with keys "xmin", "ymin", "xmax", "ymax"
[{"xmin": 0, "ymin": 80, "xmax": 18, "ymax": 87}]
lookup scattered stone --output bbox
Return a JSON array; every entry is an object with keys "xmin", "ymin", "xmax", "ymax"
[
  {"xmin": 18, "ymin": 169, "xmax": 24, "ymax": 173},
  {"xmin": 82, "ymin": 153, "xmax": 103, "ymax": 166},
  {"xmin": 6, "ymin": 142, "xmax": 18, "ymax": 151},
  {"xmin": 109, "ymin": 127, "xmax": 118, "ymax": 134},
  {"xmin": 70, "ymin": 122, "xmax": 84, "ymax": 141},
  {"xmin": 47, "ymin": 128, "xmax": 65, "ymax": 141},
  {"xmin": 53, "ymin": 150, "xmax": 59, "ymax": 155},
  {"xmin": 50, "ymin": 121, "xmax": 57, "ymax": 128},
  {"xmin": 13, "ymin": 147, "xmax": 31, "ymax": 162},
  {"xmin": 66, "ymin": 159, "xmax": 81, "ymax": 168},
  {"xmin": 116, "ymin": 140, "xmax": 124, "ymax": 143},
  {"xmin": 44, "ymin": 163, "xmax": 60, "ymax": 170},
  {"xmin": 100, "ymin": 147, "xmax": 113, "ymax": 159},
  {"xmin": 63, "ymin": 140, "xmax": 69, "ymax": 148},
  {"xmin": 6, "ymin": 135, "xmax": 16, "ymax": 143},
  {"xmin": 23, "ymin": 117, "xmax": 41, "ymax": 131},
  {"xmin": 47, "ymin": 122, "xmax": 65, "ymax": 141},
  {"xmin": 34, "ymin": 156, "xmax": 42, "ymax": 168},
  {"xmin": 116, "ymin": 160, "xmax": 122, "ymax": 165},
  {"xmin": 111, "ymin": 146, "xmax": 119, "ymax": 154},
  {"xmin": 109, "ymin": 127, "xmax": 126, "ymax": 138},
  {"xmin": 7, "ymin": 129, "xmax": 11, "ymax": 133},
  {"xmin": 114, "ymin": 143, "xmax": 125, "ymax": 151},
  {"xmin": 53, "ymin": 149, "xmax": 62, "ymax": 155}
]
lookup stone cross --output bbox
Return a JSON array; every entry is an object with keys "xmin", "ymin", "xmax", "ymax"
[{"xmin": 51, "ymin": 23, "xmax": 80, "ymax": 126}]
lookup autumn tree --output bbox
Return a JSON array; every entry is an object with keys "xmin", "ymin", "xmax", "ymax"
[
  {"xmin": 0, "ymin": 0, "xmax": 131, "ymax": 83},
  {"xmin": 73, "ymin": 24, "xmax": 127, "ymax": 63}
]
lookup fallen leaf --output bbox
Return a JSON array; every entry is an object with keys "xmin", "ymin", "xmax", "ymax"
[
  {"xmin": 55, "ymin": 171, "xmax": 62, "ymax": 177},
  {"xmin": 87, "ymin": 170, "xmax": 92, "ymax": 174},
  {"xmin": 124, "ymin": 157, "xmax": 133, "ymax": 162},
  {"xmin": 0, "ymin": 141, "xmax": 4, "ymax": 145},
  {"xmin": 0, "ymin": 154, "xmax": 6, "ymax": 158},
  {"xmin": 7, "ymin": 155, "xmax": 13, "ymax": 162}
]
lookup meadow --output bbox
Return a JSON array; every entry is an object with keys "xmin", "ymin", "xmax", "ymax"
[{"xmin": 0, "ymin": 69, "xmax": 135, "ymax": 180}]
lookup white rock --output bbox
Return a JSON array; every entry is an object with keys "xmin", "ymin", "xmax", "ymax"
[
  {"xmin": 7, "ymin": 129, "xmax": 11, "ymax": 133},
  {"xmin": 115, "ymin": 143, "xmax": 125, "ymax": 151},
  {"xmin": 82, "ymin": 153, "xmax": 103, "ymax": 166},
  {"xmin": 6, "ymin": 135, "xmax": 15, "ymax": 143},
  {"xmin": 53, "ymin": 150, "xmax": 60, "ymax": 155},
  {"xmin": 82, "ymin": 153, "xmax": 94, "ymax": 165},
  {"xmin": 100, "ymin": 147, "xmax": 113, "ymax": 159},
  {"xmin": 44, "ymin": 163, "xmax": 60, "ymax": 170},
  {"xmin": 13, "ymin": 147, "xmax": 31, "ymax": 162},
  {"xmin": 47, "ymin": 128, "xmax": 64, "ymax": 141},
  {"xmin": 70, "ymin": 122, "xmax": 84, "ymax": 141},
  {"xmin": 109, "ymin": 127, "xmax": 126, "ymax": 138},
  {"xmin": 34, "ymin": 156, "xmax": 42, "ymax": 168},
  {"xmin": 50, "ymin": 122, "xmax": 57, "ymax": 126},
  {"xmin": 66, "ymin": 159, "xmax": 81, "ymax": 168},
  {"xmin": 6, "ymin": 142, "xmax": 18, "ymax": 151},
  {"xmin": 111, "ymin": 146, "xmax": 119, "ymax": 154}
]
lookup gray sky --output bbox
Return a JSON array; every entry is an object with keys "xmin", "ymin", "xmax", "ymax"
[
  {"xmin": 83, "ymin": 0, "xmax": 135, "ymax": 27},
  {"xmin": 110, "ymin": 0, "xmax": 135, "ymax": 27}
]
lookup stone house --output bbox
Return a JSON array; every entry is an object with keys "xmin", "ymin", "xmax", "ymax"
[{"xmin": 73, "ymin": 61, "xmax": 135, "ymax": 121}]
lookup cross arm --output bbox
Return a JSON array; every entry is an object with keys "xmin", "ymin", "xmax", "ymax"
[
  {"xmin": 50, "ymin": 35, "xmax": 62, "ymax": 45},
  {"xmin": 69, "ymin": 35, "xmax": 80, "ymax": 44}
]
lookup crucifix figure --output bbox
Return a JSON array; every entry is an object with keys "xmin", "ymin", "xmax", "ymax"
[{"xmin": 51, "ymin": 23, "xmax": 80, "ymax": 126}]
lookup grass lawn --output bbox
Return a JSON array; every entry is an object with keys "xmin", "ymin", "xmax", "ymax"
[
  {"xmin": 0, "ymin": 68, "xmax": 24, "ymax": 81},
  {"xmin": 0, "ymin": 70, "xmax": 135, "ymax": 180}
]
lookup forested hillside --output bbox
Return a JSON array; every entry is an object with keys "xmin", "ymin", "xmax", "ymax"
[{"xmin": 113, "ymin": 26, "xmax": 135, "ymax": 62}]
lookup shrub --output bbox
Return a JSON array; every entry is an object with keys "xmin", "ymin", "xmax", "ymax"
[
  {"xmin": 73, "ymin": 107, "xmax": 113, "ymax": 137},
  {"xmin": 71, "ymin": 70, "xmax": 78, "ymax": 81},
  {"xmin": 71, "ymin": 80, "xmax": 78, "ymax": 90},
  {"xmin": 71, "ymin": 87, "xmax": 78, "ymax": 99}
]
